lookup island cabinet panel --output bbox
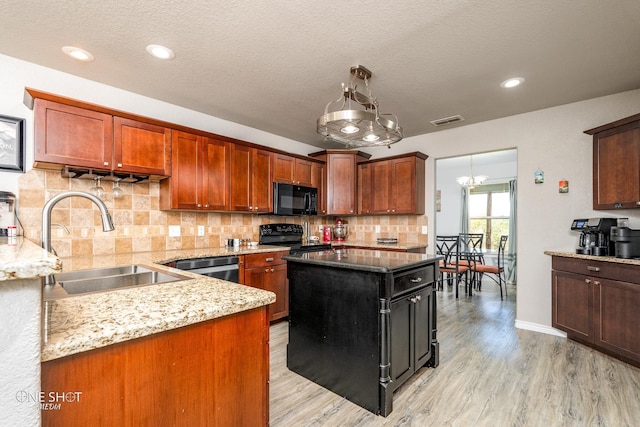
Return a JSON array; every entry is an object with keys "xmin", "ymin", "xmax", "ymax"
[
  {"xmin": 230, "ymin": 145, "xmax": 273, "ymax": 213},
  {"xmin": 242, "ymin": 250, "xmax": 290, "ymax": 322},
  {"xmin": 585, "ymin": 114, "xmax": 640, "ymax": 210},
  {"xmin": 551, "ymin": 255, "xmax": 640, "ymax": 367},
  {"xmin": 41, "ymin": 308, "xmax": 270, "ymax": 426},
  {"xmin": 285, "ymin": 250, "xmax": 440, "ymax": 417},
  {"xmin": 273, "ymin": 154, "xmax": 313, "ymax": 186},
  {"xmin": 32, "ymin": 98, "xmax": 171, "ymax": 176}
]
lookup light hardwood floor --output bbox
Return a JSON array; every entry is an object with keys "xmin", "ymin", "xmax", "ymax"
[{"xmin": 269, "ymin": 280, "xmax": 640, "ymax": 426}]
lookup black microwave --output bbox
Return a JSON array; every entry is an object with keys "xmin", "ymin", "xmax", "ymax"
[{"xmin": 273, "ymin": 183, "xmax": 318, "ymax": 216}]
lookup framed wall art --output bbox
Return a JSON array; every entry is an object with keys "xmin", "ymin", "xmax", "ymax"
[{"xmin": 0, "ymin": 115, "xmax": 26, "ymax": 173}]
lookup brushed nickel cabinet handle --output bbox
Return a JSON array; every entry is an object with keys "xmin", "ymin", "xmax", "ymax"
[
  {"xmin": 265, "ymin": 257, "xmax": 274, "ymax": 262},
  {"xmin": 587, "ymin": 266, "xmax": 600, "ymax": 272},
  {"xmin": 410, "ymin": 278, "xmax": 422, "ymax": 283},
  {"xmin": 585, "ymin": 279, "xmax": 591, "ymax": 284}
]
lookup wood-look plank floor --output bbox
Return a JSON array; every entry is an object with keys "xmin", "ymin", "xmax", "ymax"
[{"xmin": 269, "ymin": 280, "xmax": 640, "ymax": 426}]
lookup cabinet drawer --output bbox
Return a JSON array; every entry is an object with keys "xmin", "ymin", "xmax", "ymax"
[
  {"xmin": 393, "ymin": 265, "xmax": 435, "ymax": 297},
  {"xmin": 244, "ymin": 250, "xmax": 289, "ymax": 268},
  {"xmin": 552, "ymin": 256, "xmax": 640, "ymax": 285}
]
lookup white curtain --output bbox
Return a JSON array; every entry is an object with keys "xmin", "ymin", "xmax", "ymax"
[{"xmin": 507, "ymin": 179, "xmax": 517, "ymax": 285}]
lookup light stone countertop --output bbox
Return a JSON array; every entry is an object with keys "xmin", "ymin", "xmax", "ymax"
[
  {"xmin": 544, "ymin": 250, "xmax": 640, "ymax": 266},
  {"xmin": 0, "ymin": 237, "xmax": 61, "ymax": 282},
  {"xmin": 0, "ymin": 242, "xmax": 287, "ymax": 362}
]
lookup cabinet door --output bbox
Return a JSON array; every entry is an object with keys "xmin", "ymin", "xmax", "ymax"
[
  {"xmin": 370, "ymin": 161, "xmax": 391, "ymax": 214},
  {"xmin": 552, "ymin": 270, "xmax": 594, "ymax": 342},
  {"xmin": 203, "ymin": 138, "xmax": 230, "ymax": 210},
  {"xmin": 33, "ymin": 99, "xmax": 112, "ymax": 169},
  {"xmin": 312, "ymin": 161, "xmax": 327, "ymax": 215},
  {"xmin": 594, "ymin": 277, "xmax": 640, "ymax": 363},
  {"xmin": 265, "ymin": 263, "xmax": 289, "ymax": 321},
  {"xmin": 390, "ymin": 296, "xmax": 413, "ymax": 388},
  {"xmin": 358, "ymin": 163, "xmax": 371, "ymax": 214},
  {"xmin": 273, "ymin": 154, "xmax": 295, "ymax": 184},
  {"xmin": 113, "ymin": 117, "xmax": 171, "ymax": 175},
  {"xmin": 251, "ymin": 149, "xmax": 273, "ymax": 213},
  {"xmin": 168, "ymin": 131, "xmax": 202, "ymax": 209},
  {"xmin": 327, "ymin": 152, "xmax": 357, "ymax": 215},
  {"xmin": 413, "ymin": 286, "xmax": 433, "ymax": 368},
  {"xmin": 230, "ymin": 144, "xmax": 252, "ymax": 211},
  {"xmin": 391, "ymin": 157, "xmax": 420, "ymax": 214},
  {"xmin": 294, "ymin": 158, "xmax": 313, "ymax": 186},
  {"xmin": 593, "ymin": 121, "xmax": 640, "ymax": 209}
]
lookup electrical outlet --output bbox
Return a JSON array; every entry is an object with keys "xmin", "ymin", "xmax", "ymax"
[
  {"xmin": 375, "ymin": 225, "xmax": 381, "ymax": 233},
  {"xmin": 198, "ymin": 225, "xmax": 205, "ymax": 236},
  {"xmin": 421, "ymin": 226, "xmax": 428, "ymax": 234},
  {"xmin": 168, "ymin": 225, "xmax": 181, "ymax": 237},
  {"xmin": 319, "ymin": 225, "xmax": 324, "ymax": 232}
]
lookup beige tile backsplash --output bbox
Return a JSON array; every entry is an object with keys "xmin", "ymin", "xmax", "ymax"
[{"xmin": 17, "ymin": 169, "xmax": 428, "ymax": 257}]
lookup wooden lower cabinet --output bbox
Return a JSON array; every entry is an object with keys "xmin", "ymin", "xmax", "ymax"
[
  {"xmin": 551, "ymin": 256, "xmax": 640, "ymax": 367},
  {"xmin": 41, "ymin": 308, "xmax": 270, "ymax": 427},
  {"xmin": 242, "ymin": 251, "xmax": 289, "ymax": 321}
]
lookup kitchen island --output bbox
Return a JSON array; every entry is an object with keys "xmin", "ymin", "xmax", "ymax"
[{"xmin": 283, "ymin": 248, "xmax": 441, "ymax": 417}]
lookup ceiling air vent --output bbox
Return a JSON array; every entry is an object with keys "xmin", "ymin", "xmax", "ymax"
[{"xmin": 430, "ymin": 115, "xmax": 465, "ymax": 127}]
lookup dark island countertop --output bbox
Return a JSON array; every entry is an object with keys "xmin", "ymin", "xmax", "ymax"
[{"xmin": 283, "ymin": 248, "xmax": 442, "ymax": 273}]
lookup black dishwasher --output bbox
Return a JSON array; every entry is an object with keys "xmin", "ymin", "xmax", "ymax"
[{"xmin": 174, "ymin": 256, "xmax": 239, "ymax": 282}]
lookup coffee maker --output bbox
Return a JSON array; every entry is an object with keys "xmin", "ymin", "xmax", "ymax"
[
  {"xmin": 571, "ymin": 218, "xmax": 617, "ymax": 256},
  {"xmin": 610, "ymin": 226, "xmax": 640, "ymax": 259}
]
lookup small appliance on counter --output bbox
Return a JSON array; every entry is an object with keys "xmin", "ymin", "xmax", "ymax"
[
  {"xmin": 0, "ymin": 191, "xmax": 16, "ymax": 237},
  {"xmin": 333, "ymin": 218, "xmax": 348, "ymax": 242},
  {"xmin": 610, "ymin": 226, "xmax": 640, "ymax": 259},
  {"xmin": 570, "ymin": 217, "xmax": 618, "ymax": 256}
]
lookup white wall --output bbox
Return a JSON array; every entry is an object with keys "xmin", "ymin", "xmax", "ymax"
[
  {"xmin": 364, "ymin": 88, "xmax": 640, "ymax": 333},
  {"xmin": 0, "ymin": 53, "xmax": 319, "ymax": 196}
]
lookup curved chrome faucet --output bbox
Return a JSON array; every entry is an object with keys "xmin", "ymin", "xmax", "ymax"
[{"xmin": 42, "ymin": 191, "xmax": 115, "ymax": 285}]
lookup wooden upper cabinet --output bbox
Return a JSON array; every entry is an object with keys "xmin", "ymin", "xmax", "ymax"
[
  {"xmin": 113, "ymin": 117, "xmax": 171, "ymax": 175},
  {"xmin": 160, "ymin": 132, "xmax": 230, "ymax": 211},
  {"xmin": 358, "ymin": 152, "xmax": 427, "ymax": 215},
  {"xmin": 34, "ymin": 99, "xmax": 113, "ymax": 170},
  {"xmin": 585, "ymin": 114, "xmax": 640, "ymax": 210},
  {"xmin": 309, "ymin": 150, "xmax": 371, "ymax": 215},
  {"xmin": 273, "ymin": 154, "xmax": 313, "ymax": 186},
  {"xmin": 230, "ymin": 145, "xmax": 273, "ymax": 213},
  {"xmin": 312, "ymin": 161, "xmax": 327, "ymax": 215},
  {"xmin": 30, "ymin": 92, "xmax": 171, "ymax": 177}
]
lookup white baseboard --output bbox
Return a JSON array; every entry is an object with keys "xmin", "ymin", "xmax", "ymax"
[{"xmin": 514, "ymin": 319, "xmax": 567, "ymax": 338}]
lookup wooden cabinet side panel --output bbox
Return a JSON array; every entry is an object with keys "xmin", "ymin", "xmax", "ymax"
[
  {"xmin": 42, "ymin": 309, "xmax": 269, "ymax": 427},
  {"xmin": 251, "ymin": 149, "xmax": 273, "ymax": 212},
  {"xmin": 114, "ymin": 117, "xmax": 171, "ymax": 175},
  {"xmin": 358, "ymin": 163, "xmax": 371, "ymax": 214},
  {"xmin": 34, "ymin": 99, "xmax": 112, "ymax": 169},
  {"xmin": 595, "ymin": 279, "xmax": 640, "ymax": 362},
  {"xmin": 327, "ymin": 154, "xmax": 357, "ymax": 215},
  {"xmin": 311, "ymin": 161, "xmax": 327, "ymax": 215}
]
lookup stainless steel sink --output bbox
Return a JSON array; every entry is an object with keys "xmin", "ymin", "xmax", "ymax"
[{"xmin": 43, "ymin": 264, "xmax": 191, "ymax": 300}]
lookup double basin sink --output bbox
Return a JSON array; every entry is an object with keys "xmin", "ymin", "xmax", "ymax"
[{"xmin": 43, "ymin": 264, "xmax": 190, "ymax": 300}]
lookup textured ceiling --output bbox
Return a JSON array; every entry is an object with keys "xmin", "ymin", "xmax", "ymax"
[{"xmin": 2, "ymin": 1, "xmax": 640, "ymax": 148}]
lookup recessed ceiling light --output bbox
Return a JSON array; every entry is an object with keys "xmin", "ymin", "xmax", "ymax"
[
  {"xmin": 146, "ymin": 44, "xmax": 175, "ymax": 60},
  {"xmin": 61, "ymin": 46, "xmax": 95, "ymax": 62},
  {"xmin": 500, "ymin": 77, "xmax": 525, "ymax": 88}
]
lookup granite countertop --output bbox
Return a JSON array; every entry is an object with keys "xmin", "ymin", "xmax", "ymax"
[
  {"xmin": 0, "ymin": 242, "xmax": 287, "ymax": 362},
  {"xmin": 544, "ymin": 250, "xmax": 640, "ymax": 267},
  {"xmin": 332, "ymin": 240, "xmax": 427, "ymax": 251},
  {"xmin": 0, "ymin": 236, "xmax": 61, "ymax": 282},
  {"xmin": 284, "ymin": 248, "xmax": 441, "ymax": 273}
]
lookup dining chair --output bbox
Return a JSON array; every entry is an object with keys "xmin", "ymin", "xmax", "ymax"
[
  {"xmin": 474, "ymin": 235, "xmax": 508, "ymax": 300},
  {"xmin": 458, "ymin": 233, "xmax": 484, "ymax": 289},
  {"xmin": 435, "ymin": 235, "xmax": 470, "ymax": 298}
]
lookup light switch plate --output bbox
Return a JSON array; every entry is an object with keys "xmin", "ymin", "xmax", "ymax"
[
  {"xmin": 169, "ymin": 225, "xmax": 181, "ymax": 237},
  {"xmin": 421, "ymin": 226, "xmax": 428, "ymax": 234},
  {"xmin": 198, "ymin": 225, "xmax": 205, "ymax": 236}
]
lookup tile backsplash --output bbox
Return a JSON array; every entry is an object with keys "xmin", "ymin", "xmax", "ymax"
[{"xmin": 16, "ymin": 169, "xmax": 427, "ymax": 257}]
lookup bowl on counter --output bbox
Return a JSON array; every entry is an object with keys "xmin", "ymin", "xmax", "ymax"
[{"xmin": 248, "ymin": 241, "xmax": 259, "ymax": 248}]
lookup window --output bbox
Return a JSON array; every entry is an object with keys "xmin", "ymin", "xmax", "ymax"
[{"xmin": 468, "ymin": 183, "xmax": 510, "ymax": 250}]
